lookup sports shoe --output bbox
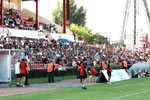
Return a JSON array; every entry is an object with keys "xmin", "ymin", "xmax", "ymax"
[
  {"xmin": 22, "ymin": 85, "xmax": 25, "ymax": 88},
  {"xmin": 107, "ymin": 82, "xmax": 112, "ymax": 84},
  {"xmin": 25, "ymin": 83, "xmax": 30, "ymax": 85},
  {"xmin": 82, "ymin": 87, "xmax": 87, "ymax": 90},
  {"xmin": 16, "ymin": 84, "xmax": 22, "ymax": 87},
  {"xmin": 16, "ymin": 84, "xmax": 20, "ymax": 87}
]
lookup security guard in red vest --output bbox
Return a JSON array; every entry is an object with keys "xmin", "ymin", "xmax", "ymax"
[
  {"xmin": 47, "ymin": 60, "xmax": 55, "ymax": 83},
  {"xmin": 122, "ymin": 59, "xmax": 128, "ymax": 72},
  {"xmin": 100, "ymin": 61, "xmax": 105, "ymax": 70}
]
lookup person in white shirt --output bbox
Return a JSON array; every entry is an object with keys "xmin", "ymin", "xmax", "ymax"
[
  {"xmin": 15, "ymin": 60, "xmax": 21, "ymax": 87},
  {"xmin": 72, "ymin": 59, "xmax": 76, "ymax": 67}
]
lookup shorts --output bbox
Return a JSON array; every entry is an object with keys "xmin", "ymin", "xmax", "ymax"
[
  {"xmin": 16, "ymin": 74, "xmax": 21, "ymax": 78},
  {"xmin": 81, "ymin": 75, "xmax": 87, "ymax": 79},
  {"xmin": 21, "ymin": 74, "xmax": 26, "ymax": 77},
  {"xmin": 81, "ymin": 70, "xmax": 87, "ymax": 79},
  {"xmin": 107, "ymin": 70, "xmax": 111, "ymax": 77}
]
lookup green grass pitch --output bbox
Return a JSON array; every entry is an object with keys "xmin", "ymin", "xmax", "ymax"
[{"xmin": 1, "ymin": 77, "xmax": 150, "ymax": 100}]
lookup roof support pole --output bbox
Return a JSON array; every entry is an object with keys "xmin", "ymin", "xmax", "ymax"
[
  {"xmin": 63, "ymin": 0, "xmax": 66, "ymax": 34},
  {"xmin": 1, "ymin": 0, "xmax": 3, "ymax": 26},
  {"xmin": 36, "ymin": 0, "xmax": 39, "ymax": 30}
]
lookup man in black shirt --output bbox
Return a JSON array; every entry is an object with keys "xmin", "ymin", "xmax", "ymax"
[{"xmin": 43, "ymin": 57, "xmax": 48, "ymax": 69}]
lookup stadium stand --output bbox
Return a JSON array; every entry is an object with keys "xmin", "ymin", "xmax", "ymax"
[
  {"xmin": 1, "ymin": 30, "xmax": 150, "ymax": 71},
  {"xmin": 0, "ymin": 6, "xmax": 150, "ymax": 77},
  {"xmin": 2, "ymin": 7, "xmax": 57, "ymax": 33}
]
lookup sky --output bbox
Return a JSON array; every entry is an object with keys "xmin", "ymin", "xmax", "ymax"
[{"xmin": 21, "ymin": 0, "xmax": 128, "ymax": 42}]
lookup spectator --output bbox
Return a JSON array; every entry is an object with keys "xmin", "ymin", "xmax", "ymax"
[
  {"xmin": 20, "ymin": 58, "xmax": 27, "ymax": 87},
  {"xmin": 80, "ymin": 58, "xmax": 88, "ymax": 90},
  {"xmin": 47, "ymin": 60, "xmax": 55, "ymax": 83},
  {"xmin": 107, "ymin": 60, "xmax": 112, "ymax": 83},
  {"xmin": 89, "ymin": 63, "xmax": 98, "ymax": 82},
  {"xmin": 122, "ymin": 59, "xmax": 128, "ymax": 72},
  {"xmin": 15, "ymin": 59, "xmax": 21, "ymax": 87},
  {"xmin": 25, "ymin": 59, "xmax": 30, "ymax": 85}
]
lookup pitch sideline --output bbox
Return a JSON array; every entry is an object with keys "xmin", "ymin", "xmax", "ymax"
[{"xmin": 109, "ymin": 90, "xmax": 150, "ymax": 100}]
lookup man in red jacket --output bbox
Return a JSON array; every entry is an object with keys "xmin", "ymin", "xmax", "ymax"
[
  {"xmin": 80, "ymin": 58, "xmax": 88, "ymax": 89},
  {"xmin": 20, "ymin": 59, "xmax": 27, "ymax": 87}
]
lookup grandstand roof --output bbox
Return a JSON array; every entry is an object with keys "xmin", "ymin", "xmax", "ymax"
[
  {"xmin": 22, "ymin": 0, "xmax": 33, "ymax": 1},
  {"xmin": 22, "ymin": 0, "xmax": 39, "ymax": 1},
  {"xmin": 22, "ymin": 0, "xmax": 40, "ymax": 1}
]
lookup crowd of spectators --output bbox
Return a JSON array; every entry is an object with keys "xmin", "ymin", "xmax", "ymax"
[
  {"xmin": 135, "ymin": 70, "xmax": 150, "ymax": 78},
  {"xmin": 41, "ymin": 23, "xmax": 58, "ymax": 33},
  {"xmin": 1, "ymin": 31, "xmax": 150, "ymax": 70},
  {"xmin": 1, "ymin": 8, "xmax": 150, "ymax": 75},
  {"xmin": 3, "ymin": 8, "xmax": 34, "ymax": 30},
  {"xmin": 2, "ymin": 8, "xmax": 57, "ymax": 33}
]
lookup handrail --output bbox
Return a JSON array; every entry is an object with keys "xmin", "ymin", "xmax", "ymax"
[{"xmin": 0, "ymin": 26, "xmax": 12, "ymax": 36}]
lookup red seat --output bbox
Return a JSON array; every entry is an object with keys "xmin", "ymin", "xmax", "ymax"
[{"xmin": 31, "ymin": 64, "xmax": 44, "ymax": 70}]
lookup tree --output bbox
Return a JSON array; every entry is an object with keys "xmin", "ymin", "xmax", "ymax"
[
  {"xmin": 70, "ymin": 0, "xmax": 86, "ymax": 26},
  {"xmin": 70, "ymin": 24, "xmax": 94, "ymax": 44},
  {"xmin": 52, "ymin": 0, "xmax": 86, "ymax": 26},
  {"xmin": 94, "ymin": 33, "xmax": 110, "ymax": 45},
  {"xmin": 52, "ymin": 1, "xmax": 63, "ymax": 26},
  {"xmin": 70, "ymin": 24, "xmax": 110, "ymax": 44},
  {"xmin": 70, "ymin": 24, "xmax": 87, "ymax": 38}
]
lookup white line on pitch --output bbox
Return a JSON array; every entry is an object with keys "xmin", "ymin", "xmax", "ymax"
[{"xmin": 109, "ymin": 90, "xmax": 150, "ymax": 100}]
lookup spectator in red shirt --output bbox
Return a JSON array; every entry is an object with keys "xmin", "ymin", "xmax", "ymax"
[
  {"xmin": 20, "ymin": 58, "xmax": 27, "ymax": 87},
  {"xmin": 73, "ymin": 32, "xmax": 76, "ymax": 40}
]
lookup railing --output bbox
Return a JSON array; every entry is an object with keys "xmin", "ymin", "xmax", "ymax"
[
  {"xmin": 29, "ymin": 63, "xmax": 74, "ymax": 70},
  {"xmin": 0, "ymin": 26, "xmax": 12, "ymax": 36},
  {"xmin": 30, "ymin": 64, "xmax": 44, "ymax": 70},
  {"xmin": 11, "ymin": 61, "xmax": 73, "ymax": 71}
]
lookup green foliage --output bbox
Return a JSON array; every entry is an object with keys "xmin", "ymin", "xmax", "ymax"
[
  {"xmin": 71, "ymin": 6, "xmax": 86, "ymax": 26},
  {"xmin": 52, "ymin": 0, "xmax": 86, "ymax": 26},
  {"xmin": 52, "ymin": 1, "xmax": 63, "ymax": 26},
  {"xmin": 52, "ymin": 0, "xmax": 109, "ymax": 45},
  {"xmin": 70, "ymin": 24, "xmax": 109, "ymax": 44},
  {"xmin": 94, "ymin": 33, "xmax": 110, "ymax": 45},
  {"xmin": 70, "ymin": 24, "xmax": 87, "ymax": 36}
]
